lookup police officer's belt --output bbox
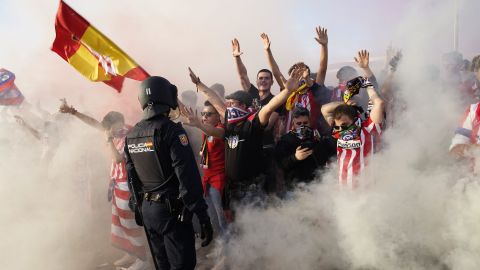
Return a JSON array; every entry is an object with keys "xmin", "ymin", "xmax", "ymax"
[
  {"xmin": 144, "ymin": 192, "xmax": 168, "ymax": 202},
  {"xmin": 262, "ymin": 144, "xmax": 275, "ymax": 150}
]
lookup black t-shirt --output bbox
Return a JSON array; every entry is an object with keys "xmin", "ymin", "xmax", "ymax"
[
  {"xmin": 248, "ymin": 84, "xmax": 284, "ymax": 146},
  {"xmin": 275, "ymin": 131, "xmax": 336, "ymax": 187},
  {"xmin": 224, "ymin": 113, "xmax": 265, "ymax": 182}
]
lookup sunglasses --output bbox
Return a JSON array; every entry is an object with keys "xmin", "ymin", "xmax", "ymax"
[
  {"xmin": 201, "ymin": 111, "xmax": 217, "ymax": 117},
  {"xmin": 294, "ymin": 121, "xmax": 309, "ymax": 126},
  {"xmin": 333, "ymin": 124, "xmax": 353, "ymax": 131}
]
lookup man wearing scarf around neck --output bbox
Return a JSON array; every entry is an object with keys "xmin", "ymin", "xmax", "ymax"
[
  {"xmin": 188, "ymin": 66, "xmax": 306, "ymax": 220},
  {"xmin": 180, "ymin": 101, "xmax": 228, "ymax": 234}
]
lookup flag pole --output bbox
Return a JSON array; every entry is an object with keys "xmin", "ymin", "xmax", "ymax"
[{"xmin": 453, "ymin": 0, "xmax": 459, "ymax": 51}]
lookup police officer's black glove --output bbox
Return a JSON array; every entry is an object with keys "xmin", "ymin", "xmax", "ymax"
[{"xmin": 196, "ymin": 210, "xmax": 213, "ymax": 247}]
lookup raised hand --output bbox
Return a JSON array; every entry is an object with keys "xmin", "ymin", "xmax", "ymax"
[
  {"xmin": 386, "ymin": 45, "xmax": 396, "ymax": 63},
  {"xmin": 389, "ymin": 51, "xmax": 403, "ymax": 72},
  {"xmin": 188, "ymin": 67, "xmax": 201, "ymax": 85},
  {"xmin": 285, "ymin": 66, "xmax": 307, "ymax": 92},
  {"xmin": 315, "ymin": 26, "xmax": 328, "ymax": 46},
  {"xmin": 260, "ymin": 33, "xmax": 271, "ymax": 50},
  {"xmin": 354, "ymin": 50, "xmax": 370, "ymax": 69},
  {"xmin": 181, "ymin": 106, "xmax": 201, "ymax": 127},
  {"xmin": 231, "ymin": 38, "xmax": 243, "ymax": 57},
  {"xmin": 59, "ymin": 98, "xmax": 77, "ymax": 114}
]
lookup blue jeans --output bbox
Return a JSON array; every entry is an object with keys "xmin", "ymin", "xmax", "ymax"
[{"xmin": 207, "ymin": 185, "xmax": 227, "ymax": 235}]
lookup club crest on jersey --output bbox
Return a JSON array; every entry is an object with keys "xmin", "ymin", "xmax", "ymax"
[
  {"xmin": 179, "ymin": 134, "xmax": 189, "ymax": 146},
  {"xmin": 337, "ymin": 139, "xmax": 361, "ymax": 149},
  {"xmin": 227, "ymin": 135, "xmax": 239, "ymax": 149}
]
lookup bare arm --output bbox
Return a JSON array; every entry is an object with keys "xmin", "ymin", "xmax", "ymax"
[
  {"xmin": 381, "ymin": 51, "xmax": 402, "ymax": 105},
  {"xmin": 188, "ymin": 67, "xmax": 226, "ymax": 117},
  {"xmin": 180, "ymin": 106, "xmax": 225, "ymax": 138},
  {"xmin": 266, "ymin": 112, "xmax": 279, "ymax": 131},
  {"xmin": 381, "ymin": 70, "xmax": 395, "ymax": 106},
  {"xmin": 261, "ymin": 33, "xmax": 286, "ymax": 89},
  {"xmin": 320, "ymin": 102, "xmax": 343, "ymax": 127},
  {"xmin": 259, "ymin": 67, "xmax": 306, "ymax": 126},
  {"xmin": 355, "ymin": 50, "xmax": 374, "ymax": 78},
  {"xmin": 232, "ymin": 38, "xmax": 252, "ymax": 90},
  {"xmin": 314, "ymin": 26, "xmax": 328, "ymax": 85},
  {"xmin": 73, "ymin": 111, "xmax": 104, "ymax": 130},
  {"xmin": 366, "ymin": 86, "xmax": 385, "ymax": 124},
  {"xmin": 14, "ymin": 115, "xmax": 41, "ymax": 140},
  {"xmin": 59, "ymin": 100, "xmax": 103, "ymax": 131}
]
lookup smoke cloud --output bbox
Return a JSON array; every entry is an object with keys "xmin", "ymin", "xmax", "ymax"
[{"xmin": 0, "ymin": 0, "xmax": 479, "ymax": 269}]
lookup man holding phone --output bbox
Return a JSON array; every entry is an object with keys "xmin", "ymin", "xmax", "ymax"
[{"xmin": 275, "ymin": 107, "xmax": 336, "ymax": 191}]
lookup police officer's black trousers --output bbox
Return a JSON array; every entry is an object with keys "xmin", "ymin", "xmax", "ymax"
[{"xmin": 142, "ymin": 200, "xmax": 196, "ymax": 270}]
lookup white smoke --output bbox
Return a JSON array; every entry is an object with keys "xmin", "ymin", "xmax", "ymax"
[
  {"xmin": 220, "ymin": 1, "xmax": 480, "ymax": 269},
  {"xmin": 0, "ymin": 0, "xmax": 479, "ymax": 269}
]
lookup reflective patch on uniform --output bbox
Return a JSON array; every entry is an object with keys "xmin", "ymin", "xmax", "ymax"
[
  {"xmin": 128, "ymin": 141, "xmax": 155, "ymax": 153},
  {"xmin": 208, "ymin": 136, "xmax": 214, "ymax": 142},
  {"xmin": 179, "ymin": 134, "xmax": 189, "ymax": 146}
]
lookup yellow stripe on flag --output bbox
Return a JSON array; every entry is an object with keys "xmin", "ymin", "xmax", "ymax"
[
  {"xmin": 68, "ymin": 45, "xmax": 111, "ymax": 82},
  {"xmin": 81, "ymin": 26, "xmax": 139, "ymax": 76}
]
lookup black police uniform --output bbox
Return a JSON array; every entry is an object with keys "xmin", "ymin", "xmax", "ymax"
[{"xmin": 125, "ymin": 76, "xmax": 212, "ymax": 270}]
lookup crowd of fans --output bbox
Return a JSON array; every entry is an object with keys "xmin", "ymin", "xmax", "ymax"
[{"xmin": 8, "ymin": 25, "xmax": 480, "ymax": 269}]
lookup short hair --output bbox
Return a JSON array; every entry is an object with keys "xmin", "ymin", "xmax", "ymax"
[
  {"xmin": 292, "ymin": 107, "xmax": 310, "ymax": 118},
  {"xmin": 471, "ymin": 55, "xmax": 480, "ymax": 72},
  {"xmin": 101, "ymin": 111, "xmax": 124, "ymax": 129},
  {"xmin": 288, "ymin": 62, "xmax": 311, "ymax": 76},
  {"xmin": 225, "ymin": 90, "xmax": 253, "ymax": 107},
  {"xmin": 204, "ymin": 101, "xmax": 219, "ymax": 114},
  {"xmin": 210, "ymin": 83, "xmax": 225, "ymax": 98},
  {"xmin": 333, "ymin": 104, "xmax": 358, "ymax": 121},
  {"xmin": 257, "ymin": 69, "xmax": 273, "ymax": 80},
  {"xmin": 204, "ymin": 100, "xmax": 213, "ymax": 107}
]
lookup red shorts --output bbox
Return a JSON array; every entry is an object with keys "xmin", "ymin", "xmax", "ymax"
[{"xmin": 202, "ymin": 173, "xmax": 226, "ymax": 196}]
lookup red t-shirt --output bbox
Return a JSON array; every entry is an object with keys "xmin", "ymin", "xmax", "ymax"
[{"xmin": 202, "ymin": 123, "xmax": 225, "ymax": 178}]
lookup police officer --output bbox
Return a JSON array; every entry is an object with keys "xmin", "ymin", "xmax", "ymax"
[{"xmin": 125, "ymin": 76, "xmax": 213, "ymax": 270}]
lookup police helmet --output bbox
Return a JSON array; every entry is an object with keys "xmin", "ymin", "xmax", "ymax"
[{"xmin": 139, "ymin": 76, "xmax": 178, "ymax": 120}]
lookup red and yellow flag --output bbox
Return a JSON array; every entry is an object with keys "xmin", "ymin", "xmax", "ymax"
[{"xmin": 51, "ymin": 0, "xmax": 149, "ymax": 92}]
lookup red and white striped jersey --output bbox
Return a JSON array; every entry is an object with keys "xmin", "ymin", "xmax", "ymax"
[
  {"xmin": 450, "ymin": 103, "xmax": 480, "ymax": 149},
  {"xmin": 336, "ymin": 117, "xmax": 382, "ymax": 188},
  {"xmin": 110, "ymin": 126, "xmax": 130, "ymax": 182}
]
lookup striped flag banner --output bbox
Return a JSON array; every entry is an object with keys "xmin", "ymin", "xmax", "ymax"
[
  {"xmin": 0, "ymin": 68, "xmax": 24, "ymax": 106},
  {"xmin": 51, "ymin": 0, "xmax": 150, "ymax": 92}
]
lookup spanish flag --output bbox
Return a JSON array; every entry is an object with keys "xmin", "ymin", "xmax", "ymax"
[{"xmin": 51, "ymin": 0, "xmax": 149, "ymax": 92}]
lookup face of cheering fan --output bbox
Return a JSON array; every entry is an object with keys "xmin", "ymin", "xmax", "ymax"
[
  {"xmin": 201, "ymin": 105, "xmax": 220, "ymax": 126},
  {"xmin": 256, "ymin": 71, "xmax": 274, "ymax": 92},
  {"xmin": 110, "ymin": 121, "xmax": 125, "ymax": 135},
  {"xmin": 292, "ymin": 115, "xmax": 310, "ymax": 130},
  {"xmin": 333, "ymin": 114, "xmax": 355, "ymax": 132}
]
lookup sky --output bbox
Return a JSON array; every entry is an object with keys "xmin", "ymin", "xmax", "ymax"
[
  {"xmin": 0, "ymin": 0, "xmax": 478, "ymax": 121},
  {"xmin": 1, "ymin": 1, "xmax": 480, "ymax": 269}
]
